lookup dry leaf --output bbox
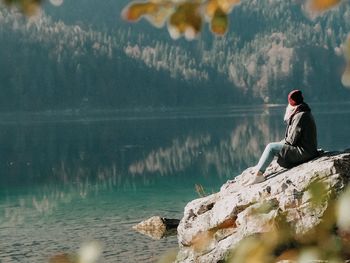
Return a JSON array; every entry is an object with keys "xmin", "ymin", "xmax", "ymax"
[{"xmin": 308, "ymin": 0, "xmax": 341, "ymax": 11}]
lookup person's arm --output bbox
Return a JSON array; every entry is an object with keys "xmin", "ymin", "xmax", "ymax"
[{"xmin": 285, "ymin": 114, "xmax": 303, "ymax": 146}]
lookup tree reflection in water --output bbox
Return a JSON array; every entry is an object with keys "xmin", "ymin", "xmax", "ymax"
[{"xmin": 129, "ymin": 115, "xmax": 282, "ymax": 178}]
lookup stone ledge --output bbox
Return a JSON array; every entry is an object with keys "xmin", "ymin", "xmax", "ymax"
[{"xmin": 175, "ymin": 150, "xmax": 350, "ymax": 262}]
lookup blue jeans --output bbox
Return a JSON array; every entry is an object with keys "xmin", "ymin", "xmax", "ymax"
[{"xmin": 256, "ymin": 142, "xmax": 284, "ymax": 173}]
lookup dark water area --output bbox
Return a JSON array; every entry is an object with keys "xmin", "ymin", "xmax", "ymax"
[{"xmin": 0, "ymin": 103, "xmax": 349, "ymax": 262}]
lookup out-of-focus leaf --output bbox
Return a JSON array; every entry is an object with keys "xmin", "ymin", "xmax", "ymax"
[
  {"xmin": 217, "ymin": 0, "xmax": 241, "ymax": 12},
  {"xmin": 205, "ymin": 0, "xmax": 240, "ymax": 19},
  {"xmin": 337, "ymin": 188, "xmax": 350, "ymax": 231},
  {"xmin": 78, "ymin": 241, "xmax": 102, "ymax": 263},
  {"xmin": 341, "ymin": 65, "xmax": 350, "ymax": 88},
  {"xmin": 227, "ymin": 235, "xmax": 274, "ymax": 263},
  {"xmin": 49, "ymin": 0, "xmax": 64, "ymax": 7},
  {"xmin": 343, "ymin": 35, "xmax": 350, "ymax": 60},
  {"xmin": 156, "ymin": 248, "xmax": 178, "ymax": 263},
  {"xmin": 272, "ymin": 210, "xmax": 294, "ymax": 243},
  {"xmin": 297, "ymin": 247, "xmax": 322, "ymax": 262},
  {"xmin": 48, "ymin": 241, "xmax": 101, "ymax": 263},
  {"xmin": 122, "ymin": 2, "xmax": 159, "ymax": 22},
  {"xmin": 168, "ymin": 2, "xmax": 202, "ymax": 39},
  {"xmin": 308, "ymin": 0, "xmax": 341, "ymax": 11},
  {"xmin": 307, "ymin": 180, "xmax": 328, "ymax": 207},
  {"xmin": 144, "ymin": 4, "xmax": 174, "ymax": 28},
  {"xmin": 205, "ymin": 0, "xmax": 219, "ymax": 18},
  {"xmin": 338, "ymin": 229, "xmax": 350, "ymax": 258},
  {"xmin": 3, "ymin": 0, "xmax": 42, "ymax": 15},
  {"xmin": 275, "ymin": 249, "xmax": 299, "ymax": 262},
  {"xmin": 210, "ymin": 8, "xmax": 228, "ymax": 35},
  {"xmin": 48, "ymin": 253, "xmax": 75, "ymax": 263}
]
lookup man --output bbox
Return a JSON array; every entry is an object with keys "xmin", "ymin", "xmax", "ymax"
[{"xmin": 246, "ymin": 89, "xmax": 318, "ymax": 186}]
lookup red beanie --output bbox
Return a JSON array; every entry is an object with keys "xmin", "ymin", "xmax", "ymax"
[{"xmin": 288, "ymin": 90, "xmax": 304, "ymax": 106}]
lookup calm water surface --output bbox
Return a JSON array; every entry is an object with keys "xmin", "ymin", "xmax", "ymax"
[{"xmin": 0, "ymin": 104, "xmax": 349, "ymax": 262}]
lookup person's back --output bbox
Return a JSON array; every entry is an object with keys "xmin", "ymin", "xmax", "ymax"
[
  {"xmin": 295, "ymin": 110, "xmax": 318, "ymax": 159},
  {"xmin": 278, "ymin": 105, "xmax": 318, "ymax": 168}
]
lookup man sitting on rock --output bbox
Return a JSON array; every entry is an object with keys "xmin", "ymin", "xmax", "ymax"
[{"xmin": 245, "ymin": 89, "xmax": 319, "ymax": 186}]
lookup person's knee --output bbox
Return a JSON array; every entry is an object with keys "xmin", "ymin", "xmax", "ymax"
[
  {"xmin": 266, "ymin": 143, "xmax": 273, "ymax": 151},
  {"xmin": 265, "ymin": 142, "xmax": 281, "ymax": 155}
]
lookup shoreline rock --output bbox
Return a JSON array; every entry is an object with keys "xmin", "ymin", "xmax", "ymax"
[
  {"xmin": 175, "ymin": 150, "xmax": 350, "ymax": 262},
  {"xmin": 133, "ymin": 216, "xmax": 180, "ymax": 240}
]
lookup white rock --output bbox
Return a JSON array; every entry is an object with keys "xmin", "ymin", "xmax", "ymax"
[
  {"xmin": 133, "ymin": 216, "xmax": 180, "ymax": 240},
  {"xmin": 175, "ymin": 151, "xmax": 350, "ymax": 262}
]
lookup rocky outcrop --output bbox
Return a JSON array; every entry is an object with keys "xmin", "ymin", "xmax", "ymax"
[
  {"xmin": 133, "ymin": 216, "xmax": 180, "ymax": 240},
  {"xmin": 176, "ymin": 151, "xmax": 350, "ymax": 262}
]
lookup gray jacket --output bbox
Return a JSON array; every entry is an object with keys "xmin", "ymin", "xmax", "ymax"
[{"xmin": 277, "ymin": 103, "xmax": 318, "ymax": 168}]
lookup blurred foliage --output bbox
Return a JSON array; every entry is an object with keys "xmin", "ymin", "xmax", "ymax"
[
  {"xmin": 122, "ymin": 0, "xmax": 343, "ymax": 39},
  {"xmin": 156, "ymin": 249, "xmax": 179, "ymax": 263},
  {"xmin": 48, "ymin": 241, "xmax": 102, "ymax": 263},
  {"xmin": 225, "ymin": 183, "xmax": 350, "ymax": 263},
  {"xmin": 0, "ymin": 0, "xmax": 345, "ymax": 39},
  {"xmin": 307, "ymin": 179, "xmax": 329, "ymax": 207},
  {"xmin": 308, "ymin": 0, "xmax": 341, "ymax": 12},
  {"xmin": 122, "ymin": 0, "xmax": 236, "ymax": 39},
  {"xmin": 2, "ymin": 0, "xmax": 42, "ymax": 15}
]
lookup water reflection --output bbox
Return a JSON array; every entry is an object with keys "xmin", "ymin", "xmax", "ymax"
[
  {"xmin": 0, "ymin": 113, "xmax": 281, "ymax": 189},
  {"xmin": 129, "ymin": 115, "xmax": 282, "ymax": 177},
  {"xmin": 0, "ymin": 105, "xmax": 349, "ymax": 262}
]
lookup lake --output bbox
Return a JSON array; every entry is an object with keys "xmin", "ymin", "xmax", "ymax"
[{"xmin": 0, "ymin": 103, "xmax": 350, "ymax": 262}]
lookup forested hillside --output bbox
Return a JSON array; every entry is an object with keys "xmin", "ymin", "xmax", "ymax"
[{"xmin": 1, "ymin": 0, "xmax": 350, "ymax": 111}]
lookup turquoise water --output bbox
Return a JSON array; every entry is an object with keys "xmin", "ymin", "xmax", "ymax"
[{"xmin": 0, "ymin": 104, "xmax": 350, "ymax": 262}]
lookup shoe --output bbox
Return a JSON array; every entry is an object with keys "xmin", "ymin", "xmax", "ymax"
[
  {"xmin": 244, "ymin": 175, "xmax": 266, "ymax": 186},
  {"xmin": 255, "ymin": 170, "xmax": 264, "ymax": 177}
]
